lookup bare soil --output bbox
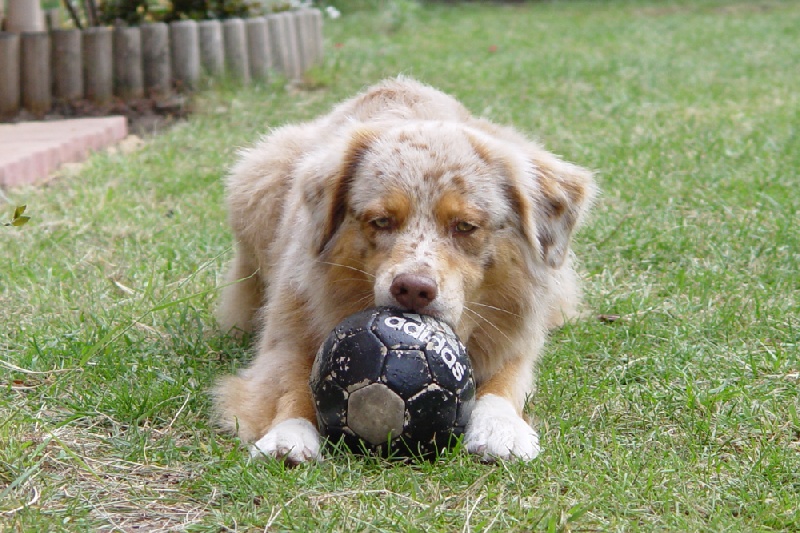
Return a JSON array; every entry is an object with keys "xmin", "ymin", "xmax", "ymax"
[{"xmin": 5, "ymin": 94, "xmax": 191, "ymax": 137}]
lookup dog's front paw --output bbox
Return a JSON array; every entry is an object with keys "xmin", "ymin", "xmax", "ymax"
[
  {"xmin": 250, "ymin": 418, "xmax": 322, "ymax": 465},
  {"xmin": 465, "ymin": 394, "xmax": 540, "ymax": 462}
]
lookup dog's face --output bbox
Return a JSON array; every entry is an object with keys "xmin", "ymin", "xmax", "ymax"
[{"xmin": 307, "ymin": 121, "xmax": 590, "ymax": 336}]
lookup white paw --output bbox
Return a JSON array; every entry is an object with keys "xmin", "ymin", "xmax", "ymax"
[
  {"xmin": 465, "ymin": 394, "xmax": 541, "ymax": 462},
  {"xmin": 250, "ymin": 418, "xmax": 322, "ymax": 465}
]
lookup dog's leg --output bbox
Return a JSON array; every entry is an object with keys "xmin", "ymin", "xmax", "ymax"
[
  {"xmin": 214, "ymin": 315, "xmax": 322, "ymax": 465},
  {"xmin": 216, "ymin": 242, "xmax": 263, "ymax": 336},
  {"xmin": 545, "ymin": 262, "xmax": 583, "ymax": 329},
  {"xmin": 242, "ymin": 344, "xmax": 322, "ymax": 465},
  {"xmin": 250, "ymin": 383, "xmax": 321, "ymax": 465},
  {"xmin": 216, "ymin": 358, "xmax": 321, "ymax": 465},
  {"xmin": 465, "ymin": 356, "xmax": 541, "ymax": 461}
]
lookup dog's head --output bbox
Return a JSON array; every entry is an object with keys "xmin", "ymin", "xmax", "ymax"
[{"xmin": 300, "ymin": 120, "xmax": 594, "ymax": 333}]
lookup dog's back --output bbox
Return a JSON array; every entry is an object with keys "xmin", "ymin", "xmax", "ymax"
[{"xmin": 322, "ymin": 77, "xmax": 473, "ymax": 127}]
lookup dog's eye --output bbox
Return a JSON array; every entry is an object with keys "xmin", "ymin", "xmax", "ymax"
[
  {"xmin": 454, "ymin": 221, "xmax": 478, "ymax": 234},
  {"xmin": 371, "ymin": 217, "xmax": 394, "ymax": 230}
]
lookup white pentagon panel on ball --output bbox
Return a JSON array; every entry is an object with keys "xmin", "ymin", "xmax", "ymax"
[{"xmin": 346, "ymin": 383, "xmax": 406, "ymax": 445}]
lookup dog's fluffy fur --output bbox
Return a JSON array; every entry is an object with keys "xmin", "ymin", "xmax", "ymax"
[{"xmin": 213, "ymin": 77, "xmax": 595, "ymax": 463}]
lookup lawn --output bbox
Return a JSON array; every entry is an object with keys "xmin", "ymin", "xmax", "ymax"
[{"xmin": 2, "ymin": 0, "xmax": 799, "ymax": 530}]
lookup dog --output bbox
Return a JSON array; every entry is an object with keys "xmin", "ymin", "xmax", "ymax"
[{"xmin": 212, "ymin": 77, "xmax": 595, "ymax": 464}]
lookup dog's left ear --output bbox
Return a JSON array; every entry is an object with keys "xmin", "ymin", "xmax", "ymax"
[
  {"xmin": 466, "ymin": 126, "xmax": 595, "ymax": 268},
  {"xmin": 524, "ymin": 151, "xmax": 595, "ymax": 268},
  {"xmin": 303, "ymin": 126, "xmax": 380, "ymax": 256},
  {"xmin": 499, "ymin": 147, "xmax": 595, "ymax": 269}
]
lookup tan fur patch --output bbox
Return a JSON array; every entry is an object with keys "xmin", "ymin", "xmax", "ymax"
[
  {"xmin": 320, "ymin": 127, "xmax": 380, "ymax": 254},
  {"xmin": 322, "ymin": 224, "xmax": 376, "ymax": 320},
  {"xmin": 435, "ymin": 191, "xmax": 486, "ymax": 230},
  {"xmin": 362, "ymin": 187, "xmax": 411, "ymax": 231},
  {"xmin": 463, "ymin": 238, "xmax": 530, "ymax": 382}
]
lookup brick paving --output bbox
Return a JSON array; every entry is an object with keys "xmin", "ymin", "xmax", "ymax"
[{"xmin": 0, "ymin": 116, "xmax": 128, "ymax": 187}]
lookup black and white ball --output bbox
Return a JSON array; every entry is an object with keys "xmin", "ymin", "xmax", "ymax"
[{"xmin": 310, "ymin": 307, "xmax": 476, "ymax": 457}]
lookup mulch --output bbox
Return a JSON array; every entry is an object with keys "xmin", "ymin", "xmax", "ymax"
[{"xmin": 4, "ymin": 94, "xmax": 191, "ymax": 137}]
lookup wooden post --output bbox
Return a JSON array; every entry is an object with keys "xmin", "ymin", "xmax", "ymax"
[
  {"xmin": 141, "ymin": 22, "xmax": 171, "ymax": 99},
  {"xmin": 21, "ymin": 31, "xmax": 51, "ymax": 116},
  {"xmin": 113, "ymin": 25, "xmax": 144, "ymax": 99},
  {"xmin": 309, "ymin": 8, "xmax": 323, "ymax": 65},
  {"xmin": 223, "ymin": 18, "xmax": 249, "ymax": 83},
  {"xmin": 0, "ymin": 32, "xmax": 21, "ymax": 119},
  {"xmin": 51, "ymin": 28, "xmax": 83, "ymax": 103},
  {"xmin": 280, "ymin": 12, "xmax": 302, "ymax": 80},
  {"xmin": 246, "ymin": 17, "xmax": 269, "ymax": 81},
  {"xmin": 170, "ymin": 20, "xmax": 200, "ymax": 91},
  {"xmin": 266, "ymin": 13, "xmax": 289, "ymax": 79},
  {"xmin": 83, "ymin": 26, "xmax": 113, "ymax": 105},
  {"xmin": 198, "ymin": 20, "xmax": 224, "ymax": 76},
  {"xmin": 6, "ymin": 0, "xmax": 45, "ymax": 32},
  {"xmin": 293, "ymin": 10, "xmax": 313, "ymax": 74}
]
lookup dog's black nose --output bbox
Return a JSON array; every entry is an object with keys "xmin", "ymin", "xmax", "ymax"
[{"xmin": 390, "ymin": 274, "xmax": 438, "ymax": 312}]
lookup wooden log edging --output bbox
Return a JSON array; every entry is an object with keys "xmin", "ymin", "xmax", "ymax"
[
  {"xmin": 222, "ymin": 18, "xmax": 249, "ymax": 83},
  {"xmin": 170, "ymin": 20, "xmax": 200, "ymax": 91},
  {"xmin": 113, "ymin": 26, "xmax": 144, "ymax": 99},
  {"xmin": 0, "ymin": 8, "xmax": 324, "ymax": 120},
  {"xmin": 82, "ymin": 26, "xmax": 113, "ymax": 106},
  {"xmin": 51, "ymin": 29, "xmax": 83, "ymax": 103},
  {"xmin": 246, "ymin": 17, "xmax": 270, "ymax": 81},
  {"xmin": 198, "ymin": 20, "xmax": 224, "ymax": 76},
  {"xmin": 0, "ymin": 33, "xmax": 21, "ymax": 120},
  {"xmin": 21, "ymin": 32, "xmax": 51, "ymax": 116},
  {"xmin": 141, "ymin": 23, "xmax": 171, "ymax": 99}
]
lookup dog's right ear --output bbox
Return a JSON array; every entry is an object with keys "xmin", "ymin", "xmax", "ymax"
[{"xmin": 302, "ymin": 126, "xmax": 380, "ymax": 256}]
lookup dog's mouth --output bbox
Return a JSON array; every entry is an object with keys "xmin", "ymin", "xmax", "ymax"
[
  {"xmin": 381, "ymin": 305, "xmax": 458, "ymax": 336},
  {"xmin": 380, "ymin": 297, "xmax": 459, "ymax": 329},
  {"xmin": 386, "ymin": 304, "xmax": 444, "ymax": 320},
  {"xmin": 374, "ymin": 268, "xmax": 463, "ymax": 330}
]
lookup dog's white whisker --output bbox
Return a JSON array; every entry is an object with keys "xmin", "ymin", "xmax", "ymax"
[
  {"xmin": 465, "ymin": 301, "xmax": 521, "ymax": 319},
  {"xmin": 464, "ymin": 312, "xmax": 492, "ymax": 345},
  {"xmin": 353, "ymin": 294, "xmax": 375, "ymax": 307},
  {"xmin": 330, "ymin": 278, "xmax": 373, "ymax": 285},
  {"xmin": 317, "ymin": 261, "xmax": 376, "ymax": 279},
  {"xmin": 464, "ymin": 305, "xmax": 513, "ymax": 345}
]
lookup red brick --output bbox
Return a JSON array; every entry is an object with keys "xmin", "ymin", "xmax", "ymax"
[{"xmin": 0, "ymin": 116, "xmax": 128, "ymax": 187}]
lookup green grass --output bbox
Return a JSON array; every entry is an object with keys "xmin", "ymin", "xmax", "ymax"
[{"xmin": 2, "ymin": 0, "xmax": 799, "ymax": 530}]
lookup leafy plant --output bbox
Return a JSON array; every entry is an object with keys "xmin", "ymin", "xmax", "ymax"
[
  {"xmin": 62, "ymin": 0, "xmax": 263, "ymax": 26},
  {"xmin": 4, "ymin": 205, "xmax": 30, "ymax": 227},
  {"xmin": 97, "ymin": 0, "xmax": 150, "ymax": 25},
  {"xmin": 166, "ymin": 0, "xmax": 258, "ymax": 21}
]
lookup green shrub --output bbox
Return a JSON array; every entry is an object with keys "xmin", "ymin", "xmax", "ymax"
[{"xmin": 71, "ymin": 0, "xmax": 262, "ymax": 26}]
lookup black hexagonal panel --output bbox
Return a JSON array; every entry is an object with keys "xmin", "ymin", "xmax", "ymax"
[
  {"xmin": 328, "ymin": 329, "xmax": 387, "ymax": 391},
  {"xmin": 332, "ymin": 307, "xmax": 379, "ymax": 338},
  {"xmin": 404, "ymin": 385, "xmax": 456, "ymax": 443},
  {"xmin": 382, "ymin": 349, "xmax": 431, "ymax": 399},
  {"xmin": 311, "ymin": 377, "xmax": 348, "ymax": 428}
]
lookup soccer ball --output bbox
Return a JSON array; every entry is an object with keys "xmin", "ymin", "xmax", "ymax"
[{"xmin": 310, "ymin": 307, "xmax": 476, "ymax": 457}]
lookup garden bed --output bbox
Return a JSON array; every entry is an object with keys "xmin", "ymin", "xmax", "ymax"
[{"xmin": 0, "ymin": 8, "xmax": 323, "ymax": 121}]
